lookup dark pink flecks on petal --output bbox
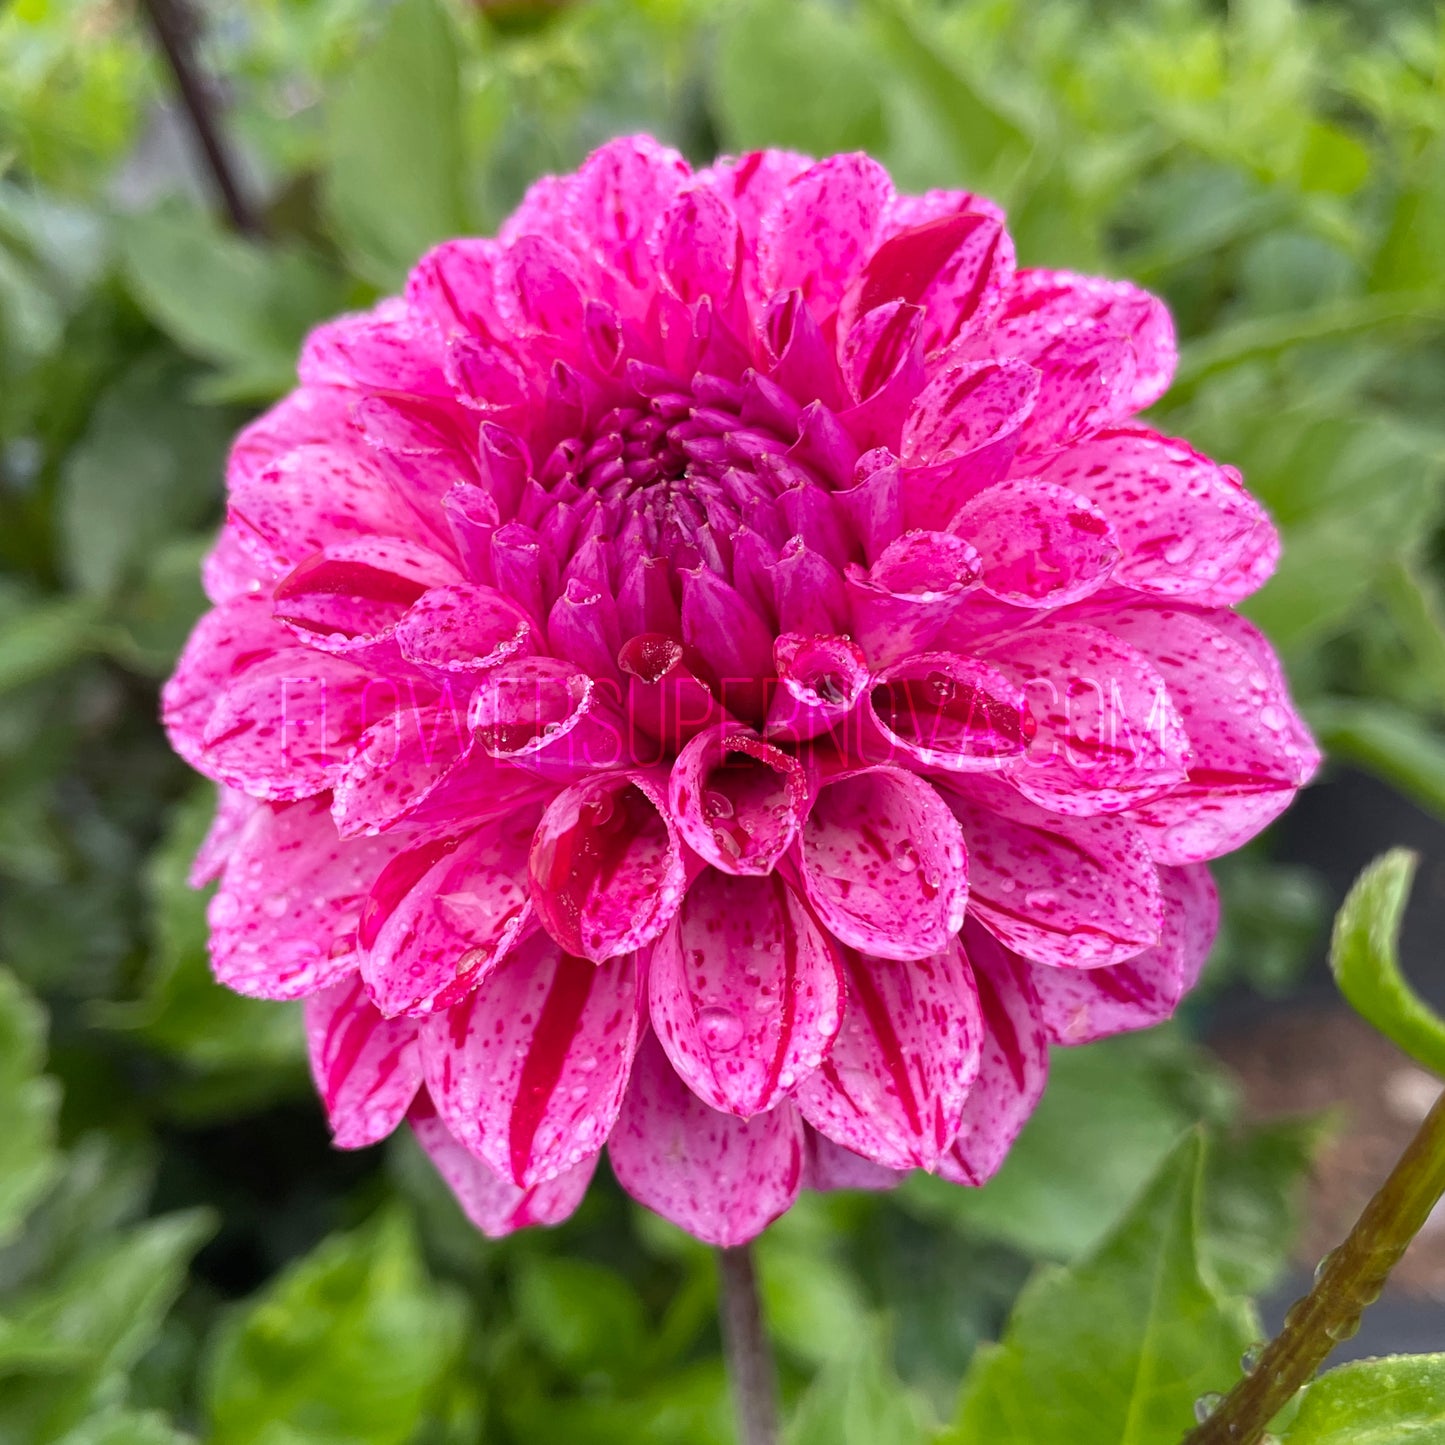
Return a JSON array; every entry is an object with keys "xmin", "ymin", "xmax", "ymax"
[
  {"xmin": 410, "ymin": 1096, "xmax": 597, "ymax": 1237},
  {"xmin": 306, "ymin": 975, "xmax": 423, "ymax": 1148},
  {"xmin": 794, "ymin": 937, "xmax": 981, "ymax": 1172},
  {"xmin": 394, "ymin": 583, "xmax": 536, "ymax": 679},
  {"xmin": 649, "ymin": 869, "xmax": 843, "ymax": 1116},
  {"xmin": 422, "ymin": 933, "xmax": 642, "ymax": 1187},
  {"xmin": 529, "ymin": 770, "xmax": 686, "ymax": 961},
  {"xmin": 844, "ymin": 530, "xmax": 982, "ymax": 665},
  {"xmin": 188, "ymin": 786, "xmax": 262, "ymax": 888},
  {"xmin": 941, "ymin": 786, "xmax": 1163, "ymax": 969},
  {"xmin": 797, "ymin": 766, "xmax": 968, "ymax": 961},
  {"xmin": 209, "ymin": 795, "xmax": 401, "ymax": 1000},
  {"xmin": 867, "ymin": 651, "xmax": 1034, "ymax": 773},
  {"xmin": 608, "ymin": 1032, "xmax": 805, "ymax": 1246},
  {"xmin": 668, "ymin": 729, "xmax": 809, "ymax": 875},
  {"xmin": 359, "ymin": 812, "xmax": 538, "ymax": 1017},
  {"xmin": 937, "ymin": 924, "xmax": 1048, "ymax": 1187},
  {"xmin": 1027, "ymin": 863, "xmax": 1218, "ymax": 1044},
  {"xmin": 297, "ymin": 299, "xmax": 450, "ymax": 398},
  {"xmin": 767, "ymin": 633, "xmax": 871, "ymax": 744}
]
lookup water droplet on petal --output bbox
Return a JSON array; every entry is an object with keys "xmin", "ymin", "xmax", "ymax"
[
  {"xmin": 696, "ymin": 1004, "xmax": 745, "ymax": 1052},
  {"xmin": 893, "ymin": 840, "xmax": 920, "ymax": 872}
]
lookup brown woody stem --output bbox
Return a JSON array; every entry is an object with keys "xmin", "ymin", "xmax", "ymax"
[
  {"xmin": 717, "ymin": 1244, "xmax": 780, "ymax": 1445},
  {"xmin": 1184, "ymin": 1087, "xmax": 1445, "ymax": 1444}
]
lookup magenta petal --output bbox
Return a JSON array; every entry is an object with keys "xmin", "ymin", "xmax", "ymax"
[
  {"xmin": 867, "ymin": 652, "xmax": 1034, "ymax": 772},
  {"xmin": 1033, "ymin": 428, "xmax": 1279, "ymax": 604},
  {"xmin": 952, "ymin": 478, "xmax": 1120, "ymax": 608},
  {"xmin": 422, "ymin": 934, "xmax": 641, "ymax": 1187},
  {"xmin": 395, "ymin": 583, "xmax": 535, "ymax": 679},
  {"xmin": 669, "ymin": 729, "xmax": 808, "ymax": 875},
  {"xmin": 306, "ymin": 975, "xmax": 422, "ymax": 1148},
  {"xmin": 529, "ymin": 770, "xmax": 686, "ymax": 961},
  {"xmin": 189, "ymin": 786, "xmax": 261, "ymax": 887},
  {"xmin": 802, "ymin": 1128, "xmax": 905, "ymax": 1192},
  {"xmin": 1027, "ymin": 863, "xmax": 1218, "ymax": 1043},
  {"xmin": 298, "ymin": 302, "xmax": 449, "ymax": 398},
  {"xmin": 798, "ymin": 767, "xmax": 968, "ymax": 961},
  {"xmin": 410, "ymin": 1098, "xmax": 596, "ymax": 1237},
  {"xmin": 618, "ymin": 635, "xmax": 727, "ymax": 755},
  {"xmin": 209, "ymin": 796, "xmax": 399, "ymax": 1000},
  {"xmin": 359, "ymin": 814, "xmax": 537, "ymax": 1017},
  {"xmin": 202, "ymin": 524, "xmax": 271, "ymax": 604},
  {"xmin": 227, "ymin": 385, "xmax": 355, "ymax": 492},
  {"xmin": 766, "ymin": 633, "xmax": 870, "ymax": 744},
  {"xmin": 938, "ymin": 925, "xmax": 1048, "ymax": 1186},
  {"xmin": 844, "ymin": 530, "xmax": 982, "ymax": 664},
  {"xmin": 649, "ymin": 870, "xmax": 843, "ymax": 1116},
  {"xmin": 608, "ymin": 1033, "xmax": 804, "ymax": 1246},
  {"xmin": 943, "ymin": 789, "xmax": 1163, "ymax": 968},
  {"xmin": 982, "ymin": 619, "xmax": 1191, "ymax": 815},
  {"xmin": 794, "ymin": 938, "xmax": 981, "ymax": 1171}
]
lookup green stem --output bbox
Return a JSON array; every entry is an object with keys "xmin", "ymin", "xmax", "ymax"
[
  {"xmin": 717, "ymin": 1244, "xmax": 779, "ymax": 1445},
  {"xmin": 1184, "ymin": 1088, "xmax": 1445, "ymax": 1445}
]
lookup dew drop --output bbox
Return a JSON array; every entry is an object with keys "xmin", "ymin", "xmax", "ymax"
[
  {"xmin": 893, "ymin": 839, "xmax": 920, "ymax": 873},
  {"xmin": 1240, "ymin": 1343, "xmax": 1263, "ymax": 1374},
  {"xmin": 703, "ymin": 790, "xmax": 735, "ymax": 821},
  {"xmin": 1163, "ymin": 537, "xmax": 1196, "ymax": 565},
  {"xmin": 1024, "ymin": 888, "xmax": 1057, "ymax": 911},
  {"xmin": 262, "ymin": 894, "xmax": 289, "ymax": 919},
  {"xmin": 1194, "ymin": 1393, "xmax": 1224, "ymax": 1424},
  {"xmin": 696, "ymin": 1004, "xmax": 745, "ymax": 1052}
]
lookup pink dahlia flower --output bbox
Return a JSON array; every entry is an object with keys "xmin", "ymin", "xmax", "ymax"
[{"xmin": 164, "ymin": 137, "xmax": 1318, "ymax": 1245}]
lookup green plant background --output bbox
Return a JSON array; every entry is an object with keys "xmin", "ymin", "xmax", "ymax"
[{"xmin": 3, "ymin": 0, "xmax": 1445, "ymax": 1439}]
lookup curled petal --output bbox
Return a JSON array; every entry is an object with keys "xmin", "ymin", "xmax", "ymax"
[
  {"xmin": 608, "ymin": 1033, "xmax": 805, "ymax": 1246},
  {"xmin": 410, "ymin": 1098, "xmax": 596, "ymax": 1237},
  {"xmin": 942, "ymin": 788, "xmax": 1163, "ymax": 969},
  {"xmin": 358, "ymin": 813, "xmax": 537, "ymax": 1017},
  {"xmin": 766, "ymin": 633, "xmax": 870, "ymax": 744},
  {"xmin": 423, "ymin": 934, "xmax": 642, "ymax": 1186},
  {"xmin": 937, "ymin": 925, "xmax": 1048, "ymax": 1186},
  {"xmin": 395, "ymin": 583, "xmax": 535, "ymax": 679},
  {"xmin": 649, "ymin": 870, "xmax": 843, "ymax": 1116},
  {"xmin": 618, "ymin": 634, "xmax": 727, "ymax": 756},
  {"xmin": 797, "ymin": 766, "xmax": 968, "ymax": 960},
  {"xmin": 795, "ymin": 938, "xmax": 982, "ymax": 1171},
  {"xmin": 1027, "ymin": 863, "xmax": 1218, "ymax": 1043},
  {"xmin": 529, "ymin": 770, "xmax": 686, "ymax": 961},
  {"xmin": 669, "ymin": 729, "xmax": 809, "ymax": 875},
  {"xmin": 844, "ymin": 530, "xmax": 982, "ymax": 664},
  {"xmin": 210, "ymin": 796, "xmax": 399, "ymax": 1000},
  {"xmin": 306, "ymin": 976, "xmax": 423, "ymax": 1148}
]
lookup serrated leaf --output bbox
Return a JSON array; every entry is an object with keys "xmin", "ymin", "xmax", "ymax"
[
  {"xmin": 205, "ymin": 1210, "xmax": 466, "ymax": 1445},
  {"xmin": 1282, "ymin": 1354, "xmax": 1445, "ymax": 1443},
  {"xmin": 323, "ymin": 0, "xmax": 467, "ymax": 287},
  {"xmin": 945, "ymin": 1133, "xmax": 1255, "ymax": 1445},
  {"xmin": 1330, "ymin": 850, "xmax": 1445, "ymax": 1077}
]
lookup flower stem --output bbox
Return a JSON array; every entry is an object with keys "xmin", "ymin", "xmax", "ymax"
[
  {"xmin": 136, "ymin": 0, "xmax": 264, "ymax": 236},
  {"xmin": 717, "ymin": 1244, "xmax": 779, "ymax": 1445},
  {"xmin": 1184, "ymin": 1087, "xmax": 1445, "ymax": 1445}
]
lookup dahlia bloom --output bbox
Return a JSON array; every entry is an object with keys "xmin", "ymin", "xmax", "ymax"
[{"xmin": 164, "ymin": 137, "xmax": 1317, "ymax": 1245}]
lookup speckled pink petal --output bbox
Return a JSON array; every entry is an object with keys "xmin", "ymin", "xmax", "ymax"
[
  {"xmin": 795, "ymin": 938, "xmax": 981, "ymax": 1171},
  {"xmin": 867, "ymin": 651, "xmax": 1034, "ymax": 773},
  {"xmin": 1031, "ymin": 428, "xmax": 1279, "ymax": 604},
  {"xmin": 188, "ymin": 785, "xmax": 262, "ymax": 887},
  {"xmin": 982, "ymin": 619, "xmax": 1191, "ymax": 815},
  {"xmin": 422, "ymin": 933, "xmax": 641, "ymax": 1187},
  {"xmin": 668, "ymin": 729, "xmax": 808, "ymax": 875},
  {"xmin": 942, "ymin": 788, "xmax": 1162, "ymax": 968},
  {"xmin": 358, "ymin": 812, "xmax": 537, "ymax": 1017},
  {"xmin": 404, "ymin": 238, "xmax": 507, "ymax": 339},
  {"xmin": 844, "ymin": 530, "xmax": 982, "ymax": 663},
  {"xmin": 298, "ymin": 300, "xmax": 450, "ymax": 398},
  {"xmin": 798, "ymin": 766, "xmax": 968, "ymax": 961},
  {"xmin": 529, "ymin": 770, "xmax": 686, "ymax": 961},
  {"xmin": 994, "ymin": 269, "xmax": 1176, "ymax": 415},
  {"xmin": 608, "ymin": 1032, "xmax": 805, "ymax": 1246},
  {"xmin": 1027, "ymin": 863, "xmax": 1218, "ymax": 1043},
  {"xmin": 649, "ymin": 869, "xmax": 843, "ymax": 1116},
  {"xmin": 952, "ymin": 478, "xmax": 1120, "ymax": 608},
  {"xmin": 766, "ymin": 633, "xmax": 871, "ymax": 744},
  {"xmin": 227, "ymin": 385, "xmax": 356, "ymax": 492},
  {"xmin": 209, "ymin": 796, "xmax": 400, "ymax": 999},
  {"xmin": 1100, "ymin": 605, "xmax": 1319, "ymax": 862},
  {"xmin": 801, "ymin": 1128, "xmax": 905, "ymax": 1192},
  {"xmin": 759, "ymin": 154, "xmax": 892, "ymax": 318},
  {"xmin": 305, "ymin": 975, "xmax": 423, "ymax": 1148},
  {"xmin": 202, "ymin": 524, "xmax": 272, "ymax": 604},
  {"xmin": 618, "ymin": 635, "xmax": 727, "ymax": 755},
  {"xmin": 410, "ymin": 1097, "xmax": 596, "ymax": 1236},
  {"xmin": 938, "ymin": 923, "xmax": 1048, "ymax": 1186},
  {"xmin": 395, "ymin": 583, "xmax": 535, "ymax": 680},
  {"xmin": 229, "ymin": 444, "xmax": 425, "ymax": 576}
]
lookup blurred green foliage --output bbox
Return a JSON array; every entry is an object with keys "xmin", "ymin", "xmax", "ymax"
[{"xmin": 3, "ymin": 0, "xmax": 1445, "ymax": 1438}]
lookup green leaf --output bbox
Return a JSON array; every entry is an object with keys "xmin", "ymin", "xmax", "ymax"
[
  {"xmin": 56, "ymin": 355, "xmax": 230, "ymax": 597},
  {"xmin": 756, "ymin": 1230, "xmax": 873, "ymax": 1369},
  {"xmin": 904, "ymin": 1032, "xmax": 1228, "ymax": 1260},
  {"xmin": 944, "ymin": 1133, "xmax": 1255, "ymax": 1445},
  {"xmin": 1330, "ymin": 849, "xmax": 1445, "ymax": 1077},
  {"xmin": 55, "ymin": 1410, "xmax": 193, "ymax": 1445},
  {"xmin": 323, "ymin": 0, "xmax": 467, "ymax": 287},
  {"xmin": 1309, "ymin": 700, "xmax": 1445, "ymax": 821},
  {"xmin": 711, "ymin": 0, "xmax": 886, "ymax": 156},
  {"xmin": 0, "ymin": 968, "xmax": 60, "ymax": 1246},
  {"xmin": 118, "ymin": 207, "xmax": 342, "ymax": 402},
  {"xmin": 205, "ymin": 1210, "xmax": 467, "ymax": 1445},
  {"xmin": 512, "ymin": 1255, "xmax": 646, "ymax": 1376},
  {"xmin": 1281, "ymin": 1355, "xmax": 1445, "ymax": 1443},
  {"xmin": 786, "ymin": 1325, "xmax": 932, "ymax": 1445}
]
